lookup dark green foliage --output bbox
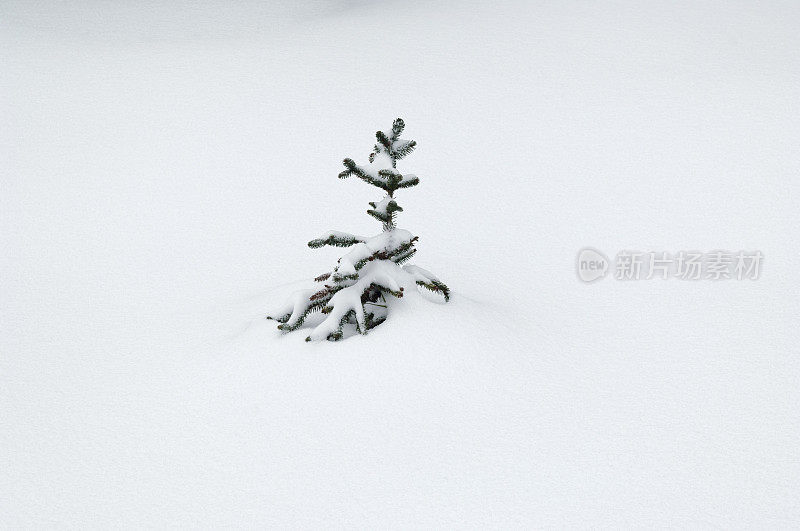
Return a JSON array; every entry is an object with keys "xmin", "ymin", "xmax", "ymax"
[
  {"xmin": 393, "ymin": 140, "xmax": 416, "ymax": 159},
  {"xmin": 366, "ymin": 199, "xmax": 402, "ymax": 223},
  {"xmin": 309, "ymin": 309, "xmax": 355, "ymax": 342},
  {"xmin": 416, "ymin": 279, "xmax": 451, "ymax": 302},
  {"xmin": 339, "ymin": 119, "xmax": 420, "ymax": 201},
  {"xmin": 331, "ymin": 272, "xmax": 359, "ymax": 283},
  {"xmin": 392, "ymin": 247, "xmax": 417, "ymax": 264},
  {"xmin": 391, "ymin": 118, "xmax": 405, "ymax": 138},
  {"xmin": 272, "ymin": 301, "xmax": 321, "ymax": 331},
  {"xmin": 376, "ymin": 130, "xmax": 392, "ymax": 151},
  {"xmin": 395, "ymin": 174, "xmax": 419, "ymax": 189},
  {"xmin": 308, "ymin": 233, "xmax": 364, "ymax": 248},
  {"xmin": 385, "ymin": 236, "xmax": 418, "ymax": 261},
  {"xmin": 338, "ymin": 158, "xmax": 391, "ymax": 191},
  {"xmin": 267, "ymin": 312, "xmax": 291, "ymax": 324},
  {"xmin": 271, "ymin": 283, "xmax": 345, "ymax": 332}
]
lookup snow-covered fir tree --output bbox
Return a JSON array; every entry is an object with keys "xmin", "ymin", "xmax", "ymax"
[{"xmin": 268, "ymin": 118, "xmax": 450, "ymax": 341}]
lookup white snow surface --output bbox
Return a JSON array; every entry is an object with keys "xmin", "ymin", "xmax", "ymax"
[{"xmin": 2, "ymin": 0, "xmax": 800, "ymax": 527}]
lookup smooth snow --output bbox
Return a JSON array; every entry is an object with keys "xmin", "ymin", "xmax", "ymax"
[{"xmin": 2, "ymin": 0, "xmax": 799, "ymax": 527}]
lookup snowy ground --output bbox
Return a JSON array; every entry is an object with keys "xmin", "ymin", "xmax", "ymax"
[{"xmin": 2, "ymin": 0, "xmax": 799, "ymax": 527}]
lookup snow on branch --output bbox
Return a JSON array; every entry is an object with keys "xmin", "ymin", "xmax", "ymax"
[
  {"xmin": 308, "ymin": 231, "xmax": 366, "ymax": 249},
  {"xmin": 268, "ymin": 118, "xmax": 449, "ymax": 341}
]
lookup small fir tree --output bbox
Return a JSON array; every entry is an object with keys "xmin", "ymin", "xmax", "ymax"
[{"xmin": 267, "ymin": 118, "xmax": 450, "ymax": 341}]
